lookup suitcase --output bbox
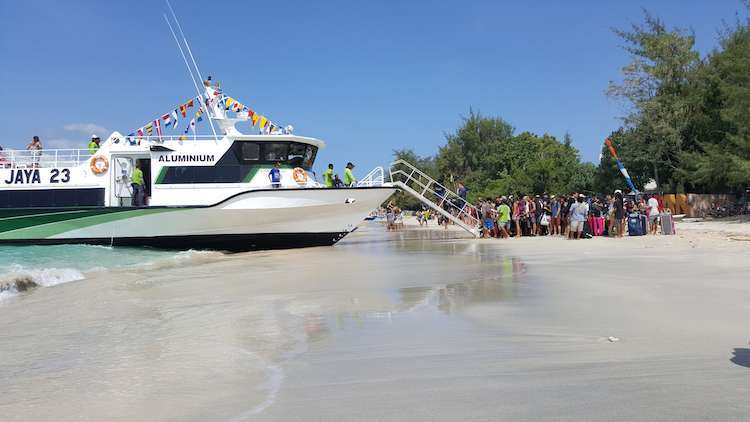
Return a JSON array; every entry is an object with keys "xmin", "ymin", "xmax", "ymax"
[
  {"xmin": 660, "ymin": 213, "xmax": 675, "ymax": 235},
  {"xmin": 628, "ymin": 213, "xmax": 645, "ymax": 236}
]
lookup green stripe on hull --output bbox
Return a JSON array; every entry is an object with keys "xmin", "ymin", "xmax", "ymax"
[{"xmin": 0, "ymin": 208, "xmax": 178, "ymax": 240}]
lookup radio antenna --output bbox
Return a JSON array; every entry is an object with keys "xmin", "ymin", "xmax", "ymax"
[{"xmin": 163, "ymin": 1, "xmax": 219, "ymax": 138}]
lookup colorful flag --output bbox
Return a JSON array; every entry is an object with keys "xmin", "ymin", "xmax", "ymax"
[
  {"xmin": 605, "ymin": 138, "xmax": 638, "ymax": 193},
  {"xmin": 250, "ymin": 112, "xmax": 259, "ymax": 126},
  {"xmin": 162, "ymin": 113, "xmax": 172, "ymax": 127},
  {"xmin": 154, "ymin": 119, "xmax": 162, "ymax": 138},
  {"xmin": 189, "ymin": 118, "xmax": 196, "ymax": 135},
  {"xmin": 145, "ymin": 122, "xmax": 153, "ymax": 135},
  {"xmin": 225, "ymin": 97, "xmax": 234, "ymax": 110},
  {"xmin": 259, "ymin": 116, "xmax": 267, "ymax": 129},
  {"xmin": 179, "ymin": 103, "xmax": 188, "ymax": 117},
  {"xmin": 137, "ymin": 127, "xmax": 144, "ymax": 137},
  {"xmin": 195, "ymin": 107, "xmax": 203, "ymax": 122},
  {"xmin": 171, "ymin": 110, "xmax": 179, "ymax": 128}
]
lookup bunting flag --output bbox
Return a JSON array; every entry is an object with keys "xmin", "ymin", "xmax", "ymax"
[
  {"xmin": 162, "ymin": 113, "xmax": 172, "ymax": 127},
  {"xmin": 154, "ymin": 118, "xmax": 162, "ymax": 138},
  {"xmin": 145, "ymin": 122, "xmax": 153, "ymax": 135},
  {"xmin": 137, "ymin": 128, "xmax": 144, "ymax": 137},
  {"xmin": 171, "ymin": 110, "xmax": 179, "ymax": 128},
  {"xmin": 605, "ymin": 138, "xmax": 638, "ymax": 193},
  {"xmin": 250, "ymin": 112, "xmax": 259, "ymax": 126},
  {"xmin": 195, "ymin": 107, "xmax": 204, "ymax": 122},
  {"xmin": 189, "ymin": 118, "xmax": 196, "ymax": 135},
  {"xmin": 225, "ymin": 97, "xmax": 234, "ymax": 110},
  {"xmin": 259, "ymin": 116, "xmax": 268, "ymax": 129}
]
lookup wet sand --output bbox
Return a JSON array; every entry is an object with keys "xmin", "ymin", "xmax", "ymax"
[{"xmin": 1, "ymin": 223, "xmax": 750, "ymax": 421}]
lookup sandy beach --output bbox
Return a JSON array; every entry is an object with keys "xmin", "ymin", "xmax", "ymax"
[{"xmin": 2, "ymin": 220, "xmax": 750, "ymax": 421}]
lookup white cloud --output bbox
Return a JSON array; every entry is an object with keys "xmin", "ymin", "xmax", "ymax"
[{"xmin": 63, "ymin": 123, "xmax": 110, "ymax": 137}]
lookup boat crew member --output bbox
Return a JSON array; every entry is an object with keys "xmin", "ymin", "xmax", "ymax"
[
  {"xmin": 344, "ymin": 162, "xmax": 356, "ymax": 187},
  {"xmin": 323, "ymin": 163, "xmax": 334, "ymax": 188},
  {"xmin": 131, "ymin": 163, "xmax": 145, "ymax": 206},
  {"xmin": 88, "ymin": 135, "xmax": 101, "ymax": 154},
  {"xmin": 269, "ymin": 162, "xmax": 281, "ymax": 188},
  {"xmin": 333, "ymin": 174, "xmax": 343, "ymax": 188},
  {"xmin": 26, "ymin": 136, "xmax": 43, "ymax": 168}
]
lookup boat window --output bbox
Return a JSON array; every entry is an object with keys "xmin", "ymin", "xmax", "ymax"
[
  {"xmin": 240, "ymin": 142, "xmax": 260, "ymax": 161},
  {"xmin": 304, "ymin": 146, "xmax": 317, "ymax": 169},
  {"xmin": 287, "ymin": 143, "xmax": 307, "ymax": 167},
  {"xmin": 263, "ymin": 143, "xmax": 288, "ymax": 162}
]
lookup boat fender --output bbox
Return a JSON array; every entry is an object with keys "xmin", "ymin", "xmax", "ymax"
[
  {"xmin": 292, "ymin": 167, "xmax": 308, "ymax": 185},
  {"xmin": 90, "ymin": 155, "xmax": 109, "ymax": 175}
]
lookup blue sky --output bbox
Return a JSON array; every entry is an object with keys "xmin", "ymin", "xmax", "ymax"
[{"xmin": 0, "ymin": 0, "xmax": 745, "ymax": 176}]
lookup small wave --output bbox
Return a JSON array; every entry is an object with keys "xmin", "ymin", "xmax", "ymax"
[
  {"xmin": 133, "ymin": 249, "xmax": 226, "ymax": 272},
  {"xmin": 0, "ymin": 265, "xmax": 85, "ymax": 301}
]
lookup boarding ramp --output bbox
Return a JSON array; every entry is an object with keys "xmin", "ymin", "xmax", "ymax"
[
  {"xmin": 356, "ymin": 166, "xmax": 385, "ymax": 187},
  {"xmin": 389, "ymin": 159, "xmax": 479, "ymax": 237}
]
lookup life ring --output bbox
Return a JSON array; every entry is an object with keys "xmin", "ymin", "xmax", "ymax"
[
  {"xmin": 292, "ymin": 167, "xmax": 308, "ymax": 185},
  {"xmin": 90, "ymin": 155, "xmax": 109, "ymax": 174}
]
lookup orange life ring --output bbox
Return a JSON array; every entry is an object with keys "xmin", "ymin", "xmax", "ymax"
[
  {"xmin": 292, "ymin": 167, "xmax": 308, "ymax": 185},
  {"xmin": 90, "ymin": 155, "xmax": 109, "ymax": 174}
]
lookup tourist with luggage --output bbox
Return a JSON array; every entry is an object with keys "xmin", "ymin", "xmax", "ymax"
[{"xmin": 647, "ymin": 195, "xmax": 660, "ymax": 235}]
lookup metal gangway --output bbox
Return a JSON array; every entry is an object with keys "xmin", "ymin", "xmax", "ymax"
[{"xmin": 389, "ymin": 159, "xmax": 479, "ymax": 237}]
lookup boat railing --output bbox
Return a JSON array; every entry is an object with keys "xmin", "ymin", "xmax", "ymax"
[
  {"xmin": 356, "ymin": 166, "xmax": 385, "ymax": 187},
  {"xmin": 0, "ymin": 149, "xmax": 92, "ymax": 169}
]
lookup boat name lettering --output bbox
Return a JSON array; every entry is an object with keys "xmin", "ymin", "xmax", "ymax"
[
  {"xmin": 158, "ymin": 154, "xmax": 215, "ymax": 163},
  {"xmin": 3, "ymin": 168, "xmax": 70, "ymax": 185}
]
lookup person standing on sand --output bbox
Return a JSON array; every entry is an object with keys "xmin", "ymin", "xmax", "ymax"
[
  {"xmin": 550, "ymin": 195, "xmax": 561, "ymax": 236},
  {"xmin": 497, "ymin": 198, "xmax": 511, "ymax": 239},
  {"xmin": 647, "ymin": 194, "xmax": 661, "ymax": 235},
  {"xmin": 569, "ymin": 194, "xmax": 588, "ymax": 239},
  {"xmin": 614, "ymin": 190, "xmax": 625, "ymax": 237},
  {"xmin": 481, "ymin": 199, "xmax": 495, "ymax": 239}
]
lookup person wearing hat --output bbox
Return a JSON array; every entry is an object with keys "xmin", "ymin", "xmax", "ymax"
[
  {"xmin": 323, "ymin": 163, "xmax": 334, "ymax": 188},
  {"xmin": 88, "ymin": 135, "xmax": 101, "ymax": 155},
  {"xmin": 343, "ymin": 162, "xmax": 356, "ymax": 187}
]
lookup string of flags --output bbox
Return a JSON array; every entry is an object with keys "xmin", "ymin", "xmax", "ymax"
[
  {"xmin": 129, "ymin": 97, "xmax": 204, "ymax": 141},
  {"xmin": 218, "ymin": 94, "xmax": 288, "ymax": 134},
  {"xmin": 128, "ymin": 89, "xmax": 291, "ymax": 142}
]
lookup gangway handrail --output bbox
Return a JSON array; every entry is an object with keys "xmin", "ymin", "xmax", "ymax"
[
  {"xmin": 357, "ymin": 166, "xmax": 385, "ymax": 187},
  {"xmin": 389, "ymin": 159, "xmax": 479, "ymax": 237}
]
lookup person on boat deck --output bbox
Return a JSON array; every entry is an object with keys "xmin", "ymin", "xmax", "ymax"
[
  {"xmin": 269, "ymin": 162, "xmax": 282, "ymax": 188},
  {"xmin": 88, "ymin": 135, "xmax": 101, "ymax": 154},
  {"xmin": 203, "ymin": 75, "xmax": 217, "ymax": 88},
  {"xmin": 131, "ymin": 164, "xmax": 145, "ymax": 206},
  {"xmin": 26, "ymin": 136, "xmax": 42, "ymax": 167},
  {"xmin": 343, "ymin": 162, "xmax": 356, "ymax": 187},
  {"xmin": 333, "ymin": 174, "xmax": 344, "ymax": 188},
  {"xmin": 323, "ymin": 163, "xmax": 334, "ymax": 188}
]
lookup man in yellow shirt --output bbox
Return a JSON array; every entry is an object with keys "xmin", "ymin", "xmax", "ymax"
[
  {"xmin": 343, "ymin": 162, "xmax": 356, "ymax": 187},
  {"xmin": 323, "ymin": 163, "xmax": 334, "ymax": 187},
  {"xmin": 88, "ymin": 135, "xmax": 100, "ymax": 154},
  {"xmin": 131, "ymin": 164, "xmax": 145, "ymax": 206}
]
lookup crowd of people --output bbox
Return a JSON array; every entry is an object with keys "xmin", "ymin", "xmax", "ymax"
[{"xmin": 419, "ymin": 184, "xmax": 672, "ymax": 240}]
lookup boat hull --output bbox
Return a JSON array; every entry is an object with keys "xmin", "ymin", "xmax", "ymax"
[{"xmin": 0, "ymin": 187, "xmax": 395, "ymax": 251}]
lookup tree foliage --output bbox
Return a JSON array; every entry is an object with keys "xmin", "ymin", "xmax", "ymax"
[
  {"xmin": 391, "ymin": 111, "xmax": 595, "ymax": 208},
  {"xmin": 605, "ymin": 10, "xmax": 750, "ymax": 193}
]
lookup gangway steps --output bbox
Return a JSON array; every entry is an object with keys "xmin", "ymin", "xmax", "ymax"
[{"xmin": 389, "ymin": 159, "xmax": 479, "ymax": 238}]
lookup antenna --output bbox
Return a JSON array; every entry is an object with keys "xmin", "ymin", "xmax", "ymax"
[{"xmin": 163, "ymin": 2, "xmax": 220, "ymax": 138}]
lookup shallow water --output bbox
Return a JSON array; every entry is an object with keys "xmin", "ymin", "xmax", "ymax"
[{"xmin": 0, "ymin": 225, "xmax": 526, "ymax": 421}]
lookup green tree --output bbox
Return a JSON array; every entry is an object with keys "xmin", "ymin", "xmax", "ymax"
[{"xmin": 607, "ymin": 11, "xmax": 701, "ymax": 190}]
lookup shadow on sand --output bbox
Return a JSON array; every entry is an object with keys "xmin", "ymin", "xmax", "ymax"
[{"xmin": 730, "ymin": 348, "xmax": 750, "ymax": 368}]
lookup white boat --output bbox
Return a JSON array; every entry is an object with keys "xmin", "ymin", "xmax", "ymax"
[{"xmin": 0, "ymin": 85, "xmax": 396, "ymax": 251}]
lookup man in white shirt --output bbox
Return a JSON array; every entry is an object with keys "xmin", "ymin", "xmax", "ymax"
[{"xmin": 647, "ymin": 195, "xmax": 660, "ymax": 234}]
